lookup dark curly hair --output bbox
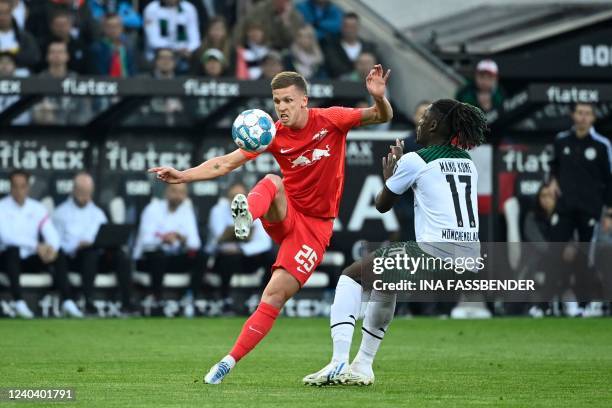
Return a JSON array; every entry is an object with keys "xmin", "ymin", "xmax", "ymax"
[{"xmin": 430, "ymin": 99, "xmax": 488, "ymax": 149}]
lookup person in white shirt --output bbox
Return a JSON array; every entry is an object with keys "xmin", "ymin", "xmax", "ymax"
[
  {"xmin": 134, "ymin": 183, "xmax": 205, "ymax": 312},
  {"xmin": 53, "ymin": 172, "xmax": 134, "ymax": 315},
  {"xmin": 143, "ymin": 0, "xmax": 200, "ymax": 71},
  {"xmin": 206, "ymin": 182, "xmax": 274, "ymax": 314},
  {"xmin": 0, "ymin": 170, "xmax": 79, "ymax": 318}
]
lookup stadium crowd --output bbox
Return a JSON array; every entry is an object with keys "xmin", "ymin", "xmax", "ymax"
[
  {"xmin": 0, "ymin": 1, "xmax": 610, "ymax": 319},
  {"xmin": 0, "ymin": 0, "xmax": 383, "ymax": 125}
]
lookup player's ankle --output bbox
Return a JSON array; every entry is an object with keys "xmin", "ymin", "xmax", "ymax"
[{"xmin": 221, "ymin": 355, "xmax": 236, "ymax": 368}]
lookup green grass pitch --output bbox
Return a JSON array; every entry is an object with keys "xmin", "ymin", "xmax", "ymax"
[{"xmin": 1, "ymin": 317, "xmax": 611, "ymax": 407}]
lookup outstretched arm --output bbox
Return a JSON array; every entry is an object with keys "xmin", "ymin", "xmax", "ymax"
[
  {"xmin": 148, "ymin": 149, "xmax": 251, "ymax": 183},
  {"xmin": 360, "ymin": 64, "xmax": 393, "ymax": 126}
]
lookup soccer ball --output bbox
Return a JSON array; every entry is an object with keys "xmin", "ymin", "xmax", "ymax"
[{"xmin": 232, "ymin": 109, "xmax": 276, "ymax": 153}]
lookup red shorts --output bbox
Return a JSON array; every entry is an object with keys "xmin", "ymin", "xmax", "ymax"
[{"xmin": 261, "ymin": 199, "xmax": 334, "ymax": 286}]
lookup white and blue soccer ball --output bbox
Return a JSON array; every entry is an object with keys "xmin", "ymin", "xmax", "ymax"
[{"xmin": 232, "ymin": 109, "xmax": 276, "ymax": 153}]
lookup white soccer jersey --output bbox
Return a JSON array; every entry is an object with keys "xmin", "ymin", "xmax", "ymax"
[{"xmin": 386, "ymin": 145, "xmax": 480, "ymax": 259}]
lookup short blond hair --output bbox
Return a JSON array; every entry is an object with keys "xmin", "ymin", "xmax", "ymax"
[{"xmin": 270, "ymin": 71, "xmax": 307, "ymax": 94}]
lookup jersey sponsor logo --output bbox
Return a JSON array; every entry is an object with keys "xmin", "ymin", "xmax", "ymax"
[
  {"xmin": 290, "ymin": 145, "xmax": 331, "ymax": 168},
  {"xmin": 280, "ymin": 147, "xmax": 294, "ymax": 154},
  {"xmin": 312, "ymin": 128, "xmax": 329, "ymax": 141}
]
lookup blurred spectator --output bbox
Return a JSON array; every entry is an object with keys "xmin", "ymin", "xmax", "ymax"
[
  {"xmin": 88, "ymin": 13, "xmax": 137, "ymax": 77},
  {"xmin": 456, "ymin": 59, "xmax": 505, "ymax": 116},
  {"xmin": 33, "ymin": 41, "xmax": 88, "ymax": 125},
  {"xmin": 53, "ymin": 172, "xmax": 135, "ymax": 315},
  {"xmin": 143, "ymin": 0, "xmax": 201, "ymax": 72},
  {"xmin": 0, "ymin": 0, "xmax": 39, "ymax": 70},
  {"xmin": 190, "ymin": 16, "xmax": 233, "ymax": 74},
  {"xmin": 235, "ymin": 20, "xmax": 269, "ymax": 79},
  {"xmin": 189, "ymin": 0, "xmax": 237, "ymax": 38},
  {"xmin": 151, "ymin": 47, "xmax": 176, "ymax": 78},
  {"xmin": 133, "ymin": 184, "xmax": 205, "ymax": 317},
  {"xmin": 322, "ymin": 12, "xmax": 376, "ymax": 78},
  {"xmin": 89, "ymin": 0, "xmax": 142, "ymax": 30},
  {"xmin": 260, "ymin": 50, "xmax": 284, "ymax": 80},
  {"xmin": 523, "ymin": 184, "xmax": 556, "ymax": 244},
  {"xmin": 296, "ymin": 0, "xmax": 342, "ymax": 41},
  {"xmin": 26, "ymin": 0, "xmax": 98, "ymax": 49},
  {"xmin": 206, "ymin": 182, "xmax": 273, "ymax": 314},
  {"xmin": 0, "ymin": 51, "xmax": 29, "ymax": 124},
  {"xmin": 341, "ymin": 51, "xmax": 375, "ymax": 82},
  {"xmin": 235, "ymin": 0, "xmax": 303, "ymax": 51},
  {"xmin": 142, "ymin": 48, "xmax": 186, "ymax": 126},
  {"xmin": 193, "ymin": 47, "xmax": 225, "ymax": 77},
  {"xmin": 0, "ymin": 170, "xmax": 80, "ymax": 319},
  {"xmin": 38, "ymin": 9, "xmax": 88, "ymax": 73},
  {"xmin": 285, "ymin": 24, "xmax": 324, "ymax": 80}
]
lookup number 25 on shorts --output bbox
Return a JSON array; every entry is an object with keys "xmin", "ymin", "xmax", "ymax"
[{"xmin": 294, "ymin": 244, "xmax": 318, "ymax": 274}]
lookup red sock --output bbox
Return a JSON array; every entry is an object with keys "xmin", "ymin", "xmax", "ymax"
[
  {"xmin": 229, "ymin": 302, "xmax": 280, "ymax": 362},
  {"xmin": 247, "ymin": 178, "xmax": 278, "ymax": 220}
]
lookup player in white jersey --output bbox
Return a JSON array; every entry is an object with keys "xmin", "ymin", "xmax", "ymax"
[{"xmin": 303, "ymin": 99, "xmax": 487, "ymax": 386}]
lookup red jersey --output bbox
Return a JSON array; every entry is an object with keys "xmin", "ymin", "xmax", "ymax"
[{"xmin": 241, "ymin": 107, "xmax": 362, "ymax": 218}]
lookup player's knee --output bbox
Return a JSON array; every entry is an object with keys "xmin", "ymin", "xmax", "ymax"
[
  {"xmin": 260, "ymin": 289, "xmax": 288, "ymax": 309},
  {"xmin": 263, "ymin": 174, "xmax": 283, "ymax": 192}
]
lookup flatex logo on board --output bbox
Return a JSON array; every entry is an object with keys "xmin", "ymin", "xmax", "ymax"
[
  {"xmin": 61, "ymin": 78, "xmax": 118, "ymax": 96},
  {"xmin": 546, "ymin": 86, "xmax": 599, "ymax": 103},
  {"xmin": 183, "ymin": 79, "xmax": 240, "ymax": 97}
]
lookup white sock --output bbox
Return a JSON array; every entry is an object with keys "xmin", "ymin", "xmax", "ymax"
[
  {"xmin": 353, "ymin": 290, "xmax": 397, "ymax": 368},
  {"xmin": 330, "ymin": 275, "xmax": 362, "ymax": 364}
]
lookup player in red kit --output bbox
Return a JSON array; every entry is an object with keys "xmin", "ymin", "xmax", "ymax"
[{"xmin": 148, "ymin": 66, "xmax": 392, "ymax": 384}]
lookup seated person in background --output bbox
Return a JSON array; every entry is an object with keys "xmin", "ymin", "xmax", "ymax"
[
  {"xmin": 34, "ymin": 41, "xmax": 91, "ymax": 126},
  {"xmin": 190, "ymin": 16, "xmax": 233, "ymax": 75},
  {"xmin": 455, "ymin": 59, "xmax": 505, "ymax": 121},
  {"xmin": 0, "ymin": 170, "xmax": 80, "ymax": 319},
  {"xmin": 38, "ymin": 10, "xmax": 88, "ymax": 73},
  {"xmin": 192, "ymin": 48, "xmax": 226, "ymax": 77},
  {"xmin": 53, "ymin": 172, "xmax": 134, "ymax": 315},
  {"xmin": 259, "ymin": 50, "xmax": 285, "ymax": 80},
  {"xmin": 88, "ymin": 13, "xmax": 137, "ymax": 77},
  {"xmin": 143, "ymin": 0, "xmax": 200, "ymax": 72},
  {"xmin": 285, "ymin": 24, "xmax": 325, "ymax": 80},
  {"xmin": 206, "ymin": 182, "xmax": 273, "ymax": 314},
  {"xmin": 296, "ymin": 0, "xmax": 343, "ymax": 41},
  {"xmin": 235, "ymin": 21, "xmax": 269, "ymax": 80},
  {"xmin": 522, "ymin": 183, "xmax": 556, "ymax": 317},
  {"xmin": 133, "ymin": 184, "xmax": 205, "ymax": 313},
  {"xmin": 234, "ymin": 0, "xmax": 303, "ymax": 51},
  {"xmin": 322, "ymin": 12, "xmax": 376, "ymax": 78}
]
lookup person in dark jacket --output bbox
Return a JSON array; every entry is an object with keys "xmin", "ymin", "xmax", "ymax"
[
  {"xmin": 0, "ymin": 0, "xmax": 39, "ymax": 70},
  {"xmin": 548, "ymin": 102, "xmax": 611, "ymax": 315},
  {"xmin": 321, "ymin": 12, "xmax": 376, "ymax": 78},
  {"xmin": 88, "ymin": 13, "xmax": 136, "ymax": 76}
]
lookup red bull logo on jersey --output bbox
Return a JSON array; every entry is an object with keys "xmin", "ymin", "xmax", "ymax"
[{"xmin": 290, "ymin": 145, "xmax": 331, "ymax": 168}]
